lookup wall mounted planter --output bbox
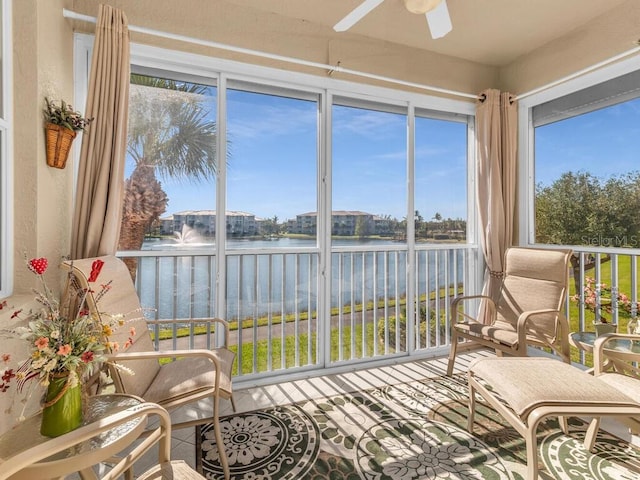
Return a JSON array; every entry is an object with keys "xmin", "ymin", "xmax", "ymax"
[{"xmin": 45, "ymin": 122, "xmax": 76, "ymax": 169}]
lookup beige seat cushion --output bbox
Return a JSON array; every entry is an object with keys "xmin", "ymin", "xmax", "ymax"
[
  {"xmin": 143, "ymin": 348, "xmax": 235, "ymax": 404},
  {"xmin": 453, "ymin": 319, "xmax": 518, "ymax": 346},
  {"xmin": 470, "ymin": 357, "xmax": 638, "ymax": 419},
  {"xmin": 598, "ymin": 373, "xmax": 640, "ymax": 403}
]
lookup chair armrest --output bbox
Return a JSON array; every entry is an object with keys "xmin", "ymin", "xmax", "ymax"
[
  {"xmin": 593, "ymin": 333, "xmax": 640, "ymax": 375},
  {"xmin": 515, "ymin": 308, "xmax": 563, "ymax": 345},
  {"xmin": 146, "ymin": 317, "xmax": 231, "ymax": 347},
  {"xmin": 109, "ymin": 348, "xmax": 225, "ymax": 365},
  {"xmin": 451, "ymin": 294, "xmax": 495, "ymax": 324}
]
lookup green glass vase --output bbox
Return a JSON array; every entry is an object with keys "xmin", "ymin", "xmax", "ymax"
[{"xmin": 40, "ymin": 372, "xmax": 83, "ymax": 437}]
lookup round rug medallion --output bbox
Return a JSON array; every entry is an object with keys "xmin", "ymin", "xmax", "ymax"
[
  {"xmin": 540, "ymin": 429, "xmax": 640, "ymax": 480},
  {"xmin": 200, "ymin": 405, "xmax": 319, "ymax": 479},
  {"xmin": 356, "ymin": 418, "xmax": 516, "ymax": 480}
]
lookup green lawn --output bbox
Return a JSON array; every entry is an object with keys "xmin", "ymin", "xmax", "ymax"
[
  {"xmin": 156, "ymin": 261, "xmax": 640, "ymax": 372},
  {"xmin": 566, "ymin": 254, "xmax": 639, "ymax": 364},
  {"xmin": 567, "ymin": 254, "xmax": 638, "ymax": 333},
  {"xmin": 229, "ymin": 323, "xmax": 382, "ymax": 375}
]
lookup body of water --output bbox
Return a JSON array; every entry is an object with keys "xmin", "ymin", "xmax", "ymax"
[{"xmin": 139, "ymin": 237, "xmax": 464, "ymax": 320}]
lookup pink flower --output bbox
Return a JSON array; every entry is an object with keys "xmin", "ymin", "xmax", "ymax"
[
  {"xmin": 1, "ymin": 354, "xmax": 10, "ymax": 363},
  {"xmin": 81, "ymin": 351, "xmax": 94, "ymax": 363},
  {"xmin": 57, "ymin": 344, "xmax": 72, "ymax": 356},
  {"xmin": 34, "ymin": 337, "xmax": 49, "ymax": 350}
]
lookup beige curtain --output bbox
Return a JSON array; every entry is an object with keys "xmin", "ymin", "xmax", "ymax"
[
  {"xmin": 476, "ymin": 89, "xmax": 518, "ymax": 316},
  {"xmin": 70, "ymin": 5, "xmax": 130, "ymax": 259}
]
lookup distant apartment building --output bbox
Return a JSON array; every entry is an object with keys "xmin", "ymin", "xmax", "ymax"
[
  {"xmin": 159, "ymin": 210, "xmax": 262, "ymax": 237},
  {"xmin": 290, "ymin": 211, "xmax": 393, "ymax": 236}
]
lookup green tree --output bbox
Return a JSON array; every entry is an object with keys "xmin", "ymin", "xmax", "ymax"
[
  {"xmin": 262, "ymin": 215, "xmax": 280, "ymax": 236},
  {"xmin": 355, "ymin": 216, "xmax": 371, "ymax": 238},
  {"xmin": 414, "ymin": 210, "xmax": 424, "ymax": 238},
  {"xmin": 119, "ymin": 75, "xmax": 219, "ymax": 278},
  {"xmin": 536, "ymin": 171, "xmax": 640, "ymax": 246},
  {"xmin": 535, "ymin": 172, "xmax": 600, "ymax": 245},
  {"xmin": 536, "ymin": 171, "xmax": 640, "ymax": 289}
]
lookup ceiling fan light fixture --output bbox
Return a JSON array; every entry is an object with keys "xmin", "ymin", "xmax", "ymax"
[{"xmin": 403, "ymin": 0, "xmax": 442, "ymax": 15}]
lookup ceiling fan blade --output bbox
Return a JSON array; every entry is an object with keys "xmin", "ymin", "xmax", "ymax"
[
  {"xmin": 334, "ymin": 0, "xmax": 385, "ymax": 32},
  {"xmin": 425, "ymin": 0, "xmax": 452, "ymax": 39}
]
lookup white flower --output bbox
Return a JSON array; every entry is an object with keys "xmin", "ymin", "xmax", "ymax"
[
  {"xmin": 43, "ymin": 358, "xmax": 58, "ymax": 372},
  {"xmin": 31, "ymin": 357, "xmax": 47, "ymax": 369}
]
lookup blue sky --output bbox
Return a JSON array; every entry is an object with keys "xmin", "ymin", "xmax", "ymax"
[
  {"xmin": 535, "ymin": 98, "xmax": 640, "ymax": 186},
  {"xmin": 155, "ymin": 87, "xmax": 467, "ymax": 223},
  {"xmin": 141, "ymin": 86, "xmax": 640, "ymax": 223}
]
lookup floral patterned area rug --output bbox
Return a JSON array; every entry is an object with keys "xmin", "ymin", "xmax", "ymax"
[{"xmin": 196, "ymin": 374, "xmax": 640, "ymax": 480}]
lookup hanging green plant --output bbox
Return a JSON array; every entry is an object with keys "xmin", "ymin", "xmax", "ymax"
[
  {"xmin": 43, "ymin": 97, "xmax": 93, "ymax": 131},
  {"xmin": 42, "ymin": 98, "xmax": 93, "ymax": 169}
]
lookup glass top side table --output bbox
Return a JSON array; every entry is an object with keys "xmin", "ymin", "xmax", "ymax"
[
  {"xmin": 0, "ymin": 393, "xmax": 144, "ymax": 480},
  {"xmin": 569, "ymin": 331, "xmax": 640, "ymax": 373}
]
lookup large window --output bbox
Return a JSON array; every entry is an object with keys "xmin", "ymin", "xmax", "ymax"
[
  {"xmin": 533, "ymin": 68, "xmax": 640, "ymax": 248},
  {"xmin": 226, "ymin": 84, "xmax": 318, "ymax": 246},
  {"xmin": 415, "ymin": 110, "xmax": 468, "ymax": 243},
  {"xmin": 0, "ymin": 0, "xmax": 12, "ymax": 298},
  {"xmin": 121, "ymin": 73, "xmax": 218, "ymax": 253},
  {"xmin": 332, "ymin": 100, "xmax": 407, "ymax": 244},
  {"xmin": 78, "ymin": 37, "xmax": 475, "ymax": 373}
]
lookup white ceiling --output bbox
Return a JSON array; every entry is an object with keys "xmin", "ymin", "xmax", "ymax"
[{"xmin": 225, "ymin": 0, "xmax": 629, "ymax": 66}]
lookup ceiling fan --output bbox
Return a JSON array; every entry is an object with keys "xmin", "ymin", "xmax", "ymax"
[{"xmin": 334, "ymin": 0, "xmax": 452, "ymax": 39}]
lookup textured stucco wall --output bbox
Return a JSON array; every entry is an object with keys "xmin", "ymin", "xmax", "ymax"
[
  {"xmin": 1, "ymin": 0, "xmax": 75, "ymax": 435},
  {"xmin": 500, "ymin": 0, "xmax": 640, "ymax": 95}
]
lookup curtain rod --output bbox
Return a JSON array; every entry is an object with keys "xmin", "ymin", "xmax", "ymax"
[{"xmin": 62, "ymin": 8, "xmax": 479, "ymax": 101}]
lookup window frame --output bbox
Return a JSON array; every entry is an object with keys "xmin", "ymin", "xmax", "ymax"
[
  {"xmin": 518, "ymin": 54, "xmax": 640, "ymax": 247},
  {"xmin": 73, "ymin": 33, "xmax": 478, "ymax": 325},
  {"xmin": 0, "ymin": 0, "xmax": 13, "ymax": 298},
  {"xmin": 73, "ymin": 33, "xmax": 476, "ymax": 250}
]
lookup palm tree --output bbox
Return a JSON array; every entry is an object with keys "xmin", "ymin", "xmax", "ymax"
[{"xmin": 119, "ymin": 75, "xmax": 218, "ymax": 278}]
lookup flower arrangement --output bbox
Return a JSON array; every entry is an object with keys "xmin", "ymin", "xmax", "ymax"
[
  {"xmin": 0, "ymin": 256, "xmax": 134, "ymax": 421},
  {"xmin": 572, "ymin": 277, "xmax": 639, "ymax": 324},
  {"xmin": 43, "ymin": 97, "xmax": 93, "ymax": 132}
]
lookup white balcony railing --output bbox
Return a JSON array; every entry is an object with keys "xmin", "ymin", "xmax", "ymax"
[
  {"xmin": 119, "ymin": 244, "xmax": 639, "ymax": 380},
  {"xmin": 119, "ymin": 244, "xmax": 476, "ymax": 383},
  {"xmin": 564, "ymin": 247, "xmax": 640, "ymax": 364}
]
